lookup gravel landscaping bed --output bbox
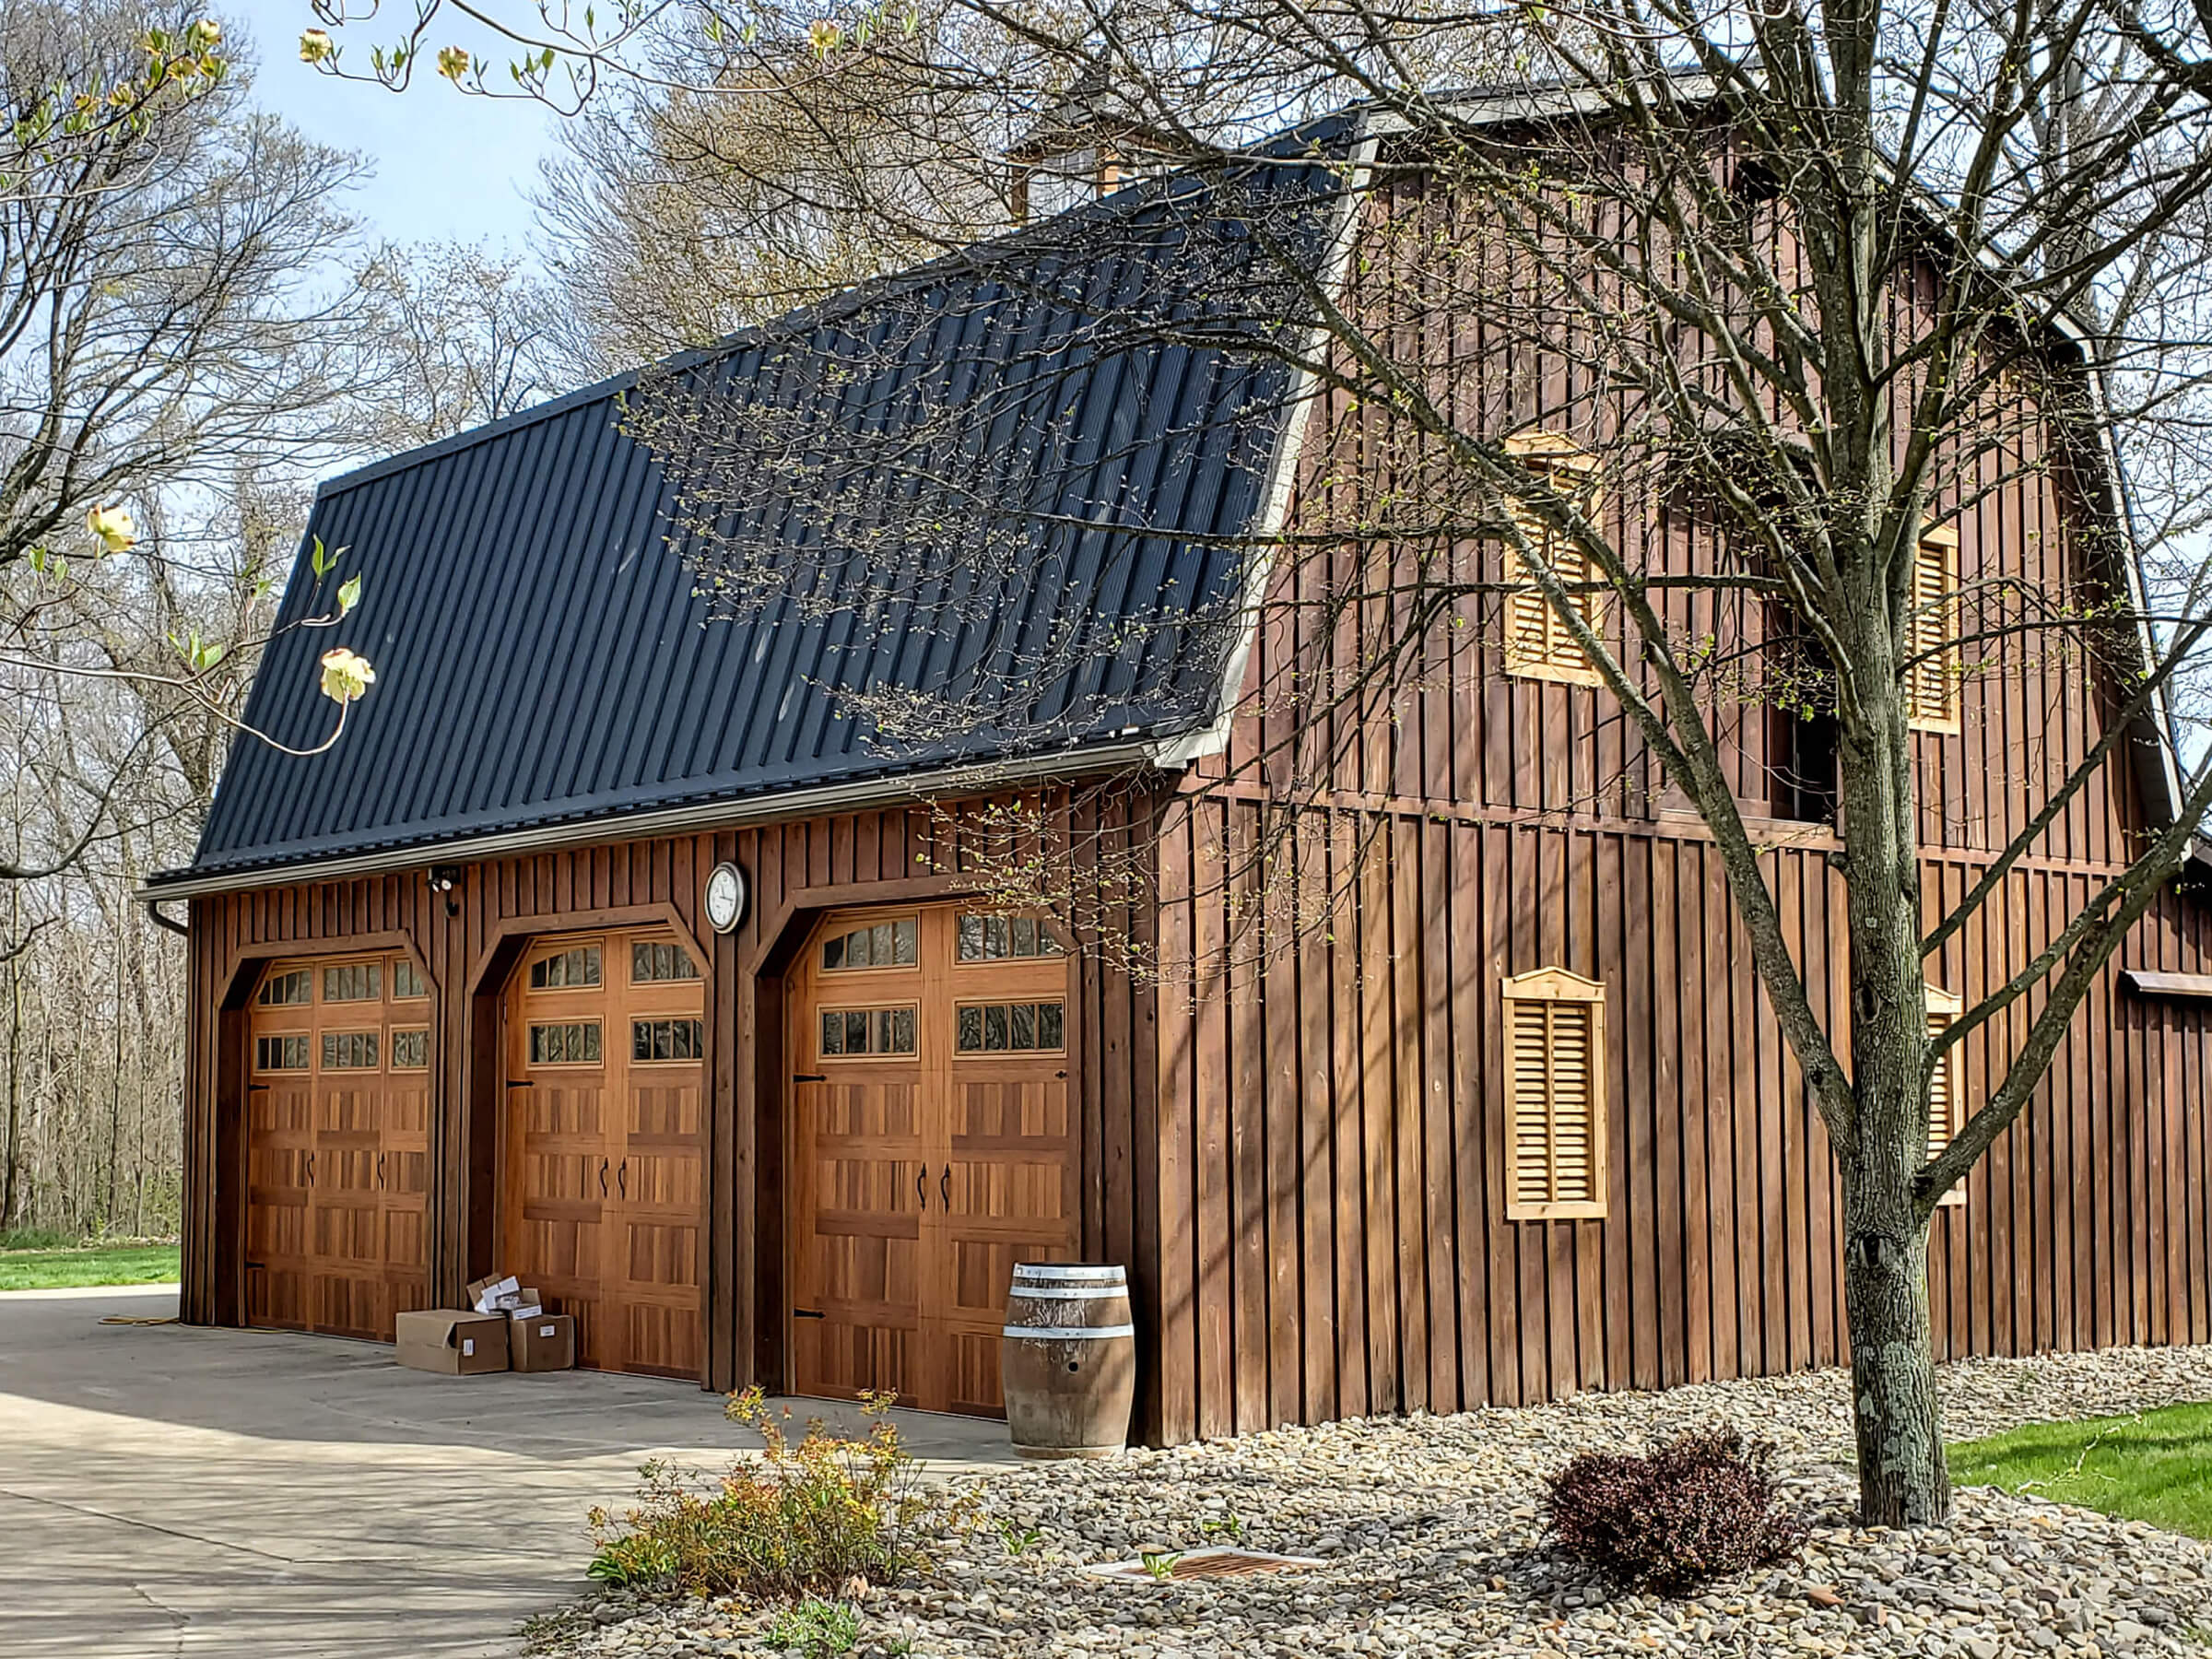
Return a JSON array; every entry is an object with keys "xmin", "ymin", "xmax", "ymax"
[{"xmin": 531, "ymin": 1345, "xmax": 2212, "ymax": 1659}]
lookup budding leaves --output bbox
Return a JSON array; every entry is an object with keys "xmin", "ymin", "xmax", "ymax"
[
  {"xmin": 336, "ymin": 573, "xmax": 362, "ymax": 616},
  {"xmin": 171, "ymin": 629, "xmax": 225, "ymax": 674}
]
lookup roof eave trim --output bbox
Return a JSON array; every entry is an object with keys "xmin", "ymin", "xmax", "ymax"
[
  {"xmin": 1151, "ymin": 119, "xmax": 1382, "ymax": 771},
  {"xmin": 1365, "ymin": 73, "xmax": 1723, "ymax": 137},
  {"xmin": 140, "ymin": 741, "xmax": 1162, "ymax": 903}
]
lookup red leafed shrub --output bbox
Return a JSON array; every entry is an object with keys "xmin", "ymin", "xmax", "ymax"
[{"xmin": 1543, "ymin": 1427, "xmax": 1806, "ymax": 1594}]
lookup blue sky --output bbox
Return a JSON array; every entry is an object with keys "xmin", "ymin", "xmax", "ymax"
[{"xmin": 230, "ymin": 0, "xmax": 559, "ymax": 254}]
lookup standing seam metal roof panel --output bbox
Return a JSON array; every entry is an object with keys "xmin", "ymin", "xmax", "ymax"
[{"xmin": 178, "ymin": 143, "xmax": 1349, "ymax": 880}]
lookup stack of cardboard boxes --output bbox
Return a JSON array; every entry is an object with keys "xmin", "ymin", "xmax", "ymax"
[{"xmin": 394, "ymin": 1276, "xmax": 578, "ymax": 1375}]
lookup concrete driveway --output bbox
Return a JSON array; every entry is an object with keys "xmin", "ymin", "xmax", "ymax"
[{"xmin": 0, "ymin": 1287, "xmax": 1014, "ymax": 1659}]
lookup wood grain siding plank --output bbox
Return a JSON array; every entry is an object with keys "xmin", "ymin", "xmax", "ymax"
[
  {"xmin": 1220, "ymin": 800, "xmax": 1274, "ymax": 1433},
  {"xmin": 1266, "ymin": 807, "xmax": 1307, "ymax": 1431},
  {"xmin": 1444, "ymin": 823, "xmax": 1487, "ymax": 1409},
  {"xmin": 1420, "ymin": 816, "xmax": 1460, "ymax": 1411},
  {"xmin": 1155, "ymin": 803, "xmax": 1199, "ymax": 1443},
  {"xmin": 1329, "ymin": 810, "xmax": 1371, "ymax": 1418},
  {"xmin": 1700, "ymin": 845, "xmax": 1737, "ymax": 1383},
  {"xmin": 1677, "ymin": 838, "xmax": 1713, "ymax": 1385},
  {"xmin": 1653, "ymin": 835, "xmax": 1685, "ymax": 1388},
  {"xmin": 1389, "ymin": 816, "xmax": 1429, "ymax": 1411},
  {"xmin": 1299, "ymin": 811, "xmax": 1339, "ymax": 1425},
  {"xmin": 1357, "ymin": 818, "xmax": 1400, "ymax": 1412},
  {"xmin": 1191, "ymin": 796, "xmax": 1233, "ymax": 1438},
  {"xmin": 1611, "ymin": 832, "xmax": 1647, "ymax": 1390}
]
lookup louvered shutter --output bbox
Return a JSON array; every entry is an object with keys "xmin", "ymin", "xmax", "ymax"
[
  {"xmin": 1500, "ymin": 437, "xmax": 1602, "ymax": 684},
  {"xmin": 1907, "ymin": 531, "xmax": 1960, "ymax": 730},
  {"xmin": 1505, "ymin": 552, "xmax": 1557, "ymax": 673},
  {"xmin": 1926, "ymin": 986, "xmax": 1966, "ymax": 1207},
  {"xmin": 1503, "ymin": 969, "xmax": 1608, "ymax": 1218}
]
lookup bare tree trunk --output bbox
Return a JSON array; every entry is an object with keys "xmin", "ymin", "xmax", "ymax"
[
  {"xmin": 106, "ymin": 913, "xmax": 124, "ymax": 1231},
  {"xmin": 1836, "ymin": 606, "xmax": 1951, "ymax": 1526},
  {"xmin": 1842, "ymin": 1189, "xmax": 1947, "ymax": 1525},
  {"xmin": 3, "ymin": 883, "xmax": 20, "ymax": 1231}
]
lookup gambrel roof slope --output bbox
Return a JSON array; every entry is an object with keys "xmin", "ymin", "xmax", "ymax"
[{"xmin": 166, "ymin": 137, "xmax": 1350, "ymax": 885}]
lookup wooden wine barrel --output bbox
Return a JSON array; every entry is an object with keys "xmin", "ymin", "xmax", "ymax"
[{"xmin": 1000, "ymin": 1263, "xmax": 1136, "ymax": 1459}]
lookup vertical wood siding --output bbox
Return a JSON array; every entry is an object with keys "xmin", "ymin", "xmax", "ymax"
[
  {"xmin": 1147, "ymin": 805, "xmax": 2212, "ymax": 1444},
  {"xmin": 1126, "ymin": 161, "xmax": 2209, "ymax": 1444}
]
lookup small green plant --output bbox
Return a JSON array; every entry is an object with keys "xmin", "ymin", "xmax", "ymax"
[
  {"xmin": 586, "ymin": 1389, "xmax": 979, "ymax": 1597},
  {"xmin": 766, "ymin": 1597, "xmax": 861, "ymax": 1658},
  {"xmin": 585, "ymin": 1522, "xmax": 678, "ymax": 1585},
  {"xmin": 1139, "ymin": 1550, "xmax": 1182, "ymax": 1583},
  {"xmin": 1198, "ymin": 1510, "xmax": 1244, "ymax": 1542},
  {"xmin": 995, "ymin": 1517, "xmax": 1045, "ymax": 1557}
]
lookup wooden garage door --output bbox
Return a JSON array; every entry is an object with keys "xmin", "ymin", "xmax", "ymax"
[
  {"xmin": 788, "ymin": 906, "xmax": 1077, "ymax": 1416},
  {"xmin": 244, "ymin": 954, "xmax": 430, "ymax": 1339},
  {"xmin": 502, "ymin": 930, "xmax": 705, "ymax": 1379}
]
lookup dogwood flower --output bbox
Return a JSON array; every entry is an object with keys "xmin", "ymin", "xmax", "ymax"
[
  {"xmin": 300, "ymin": 29, "xmax": 333, "ymax": 63},
  {"xmin": 86, "ymin": 503, "xmax": 136, "ymax": 554},
  {"xmin": 436, "ymin": 46, "xmax": 469, "ymax": 80},
  {"xmin": 319, "ymin": 647, "xmax": 377, "ymax": 705}
]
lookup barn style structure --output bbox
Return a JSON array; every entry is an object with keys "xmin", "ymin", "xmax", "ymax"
[{"xmin": 150, "ymin": 100, "xmax": 2212, "ymax": 1447}]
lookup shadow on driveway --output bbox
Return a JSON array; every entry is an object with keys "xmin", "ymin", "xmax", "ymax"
[{"xmin": 0, "ymin": 1288, "xmax": 1015, "ymax": 1659}]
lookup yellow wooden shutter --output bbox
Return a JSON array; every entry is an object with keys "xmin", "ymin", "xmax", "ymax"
[
  {"xmin": 1925, "ymin": 984, "xmax": 1965, "ymax": 1207},
  {"xmin": 1503, "ymin": 968, "xmax": 1607, "ymax": 1219},
  {"xmin": 1906, "ymin": 528, "xmax": 1960, "ymax": 731},
  {"xmin": 1501, "ymin": 435, "xmax": 1602, "ymax": 685}
]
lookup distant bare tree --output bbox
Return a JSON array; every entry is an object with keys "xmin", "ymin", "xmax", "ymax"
[
  {"xmin": 355, "ymin": 241, "xmax": 569, "ymax": 443},
  {"xmin": 528, "ymin": 2, "xmax": 1018, "ymax": 370},
  {"xmin": 0, "ymin": 6, "xmax": 465, "ymax": 1234}
]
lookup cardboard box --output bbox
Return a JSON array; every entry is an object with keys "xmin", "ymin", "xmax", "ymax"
[
  {"xmin": 395, "ymin": 1308, "xmax": 511, "ymax": 1375},
  {"xmin": 466, "ymin": 1274, "xmax": 520, "ymax": 1313},
  {"xmin": 509, "ymin": 1312, "xmax": 576, "ymax": 1372}
]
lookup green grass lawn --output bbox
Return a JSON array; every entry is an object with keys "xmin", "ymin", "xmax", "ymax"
[
  {"xmin": 0, "ymin": 1239, "xmax": 180, "ymax": 1291},
  {"xmin": 1951, "ymin": 1401, "xmax": 2212, "ymax": 1538}
]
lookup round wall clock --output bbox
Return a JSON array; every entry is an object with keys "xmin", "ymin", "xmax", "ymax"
[{"xmin": 704, "ymin": 861, "xmax": 747, "ymax": 934}]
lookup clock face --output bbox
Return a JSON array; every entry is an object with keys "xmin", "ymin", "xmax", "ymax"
[{"xmin": 704, "ymin": 863, "xmax": 746, "ymax": 933}]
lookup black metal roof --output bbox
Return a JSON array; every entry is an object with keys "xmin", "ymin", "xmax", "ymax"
[{"xmin": 170, "ymin": 137, "xmax": 1349, "ymax": 884}]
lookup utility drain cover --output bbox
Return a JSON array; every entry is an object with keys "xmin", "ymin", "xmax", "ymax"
[{"xmin": 1088, "ymin": 1547, "xmax": 1326, "ymax": 1583}]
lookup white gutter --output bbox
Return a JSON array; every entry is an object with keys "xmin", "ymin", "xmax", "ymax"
[
  {"xmin": 136, "ymin": 740, "xmax": 1163, "ymax": 903},
  {"xmin": 1152, "ymin": 120, "xmax": 1382, "ymax": 769}
]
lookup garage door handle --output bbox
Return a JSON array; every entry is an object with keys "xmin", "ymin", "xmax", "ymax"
[
  {"xmin": 305, "ymin": 1152, "xmax": 314, "ymax": 1187},
  {"xmin": 940, "ymin": 1168, "xmax": 950, "ymax": 1209},
  {"xmin": 598, "ymin": 1158, "xmax": 608, "ymax": 1197},
  {"xmin": 617, "ymin": 1159, "xmax": 627, "ymax": 1199},
  {"xmin": 915, "ymin": 1165, "xmax": 926, "ymax": 1209},
  {"xmin": 377, "ymin": 1151, "xmax": 386, "ymax": 1190}
]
